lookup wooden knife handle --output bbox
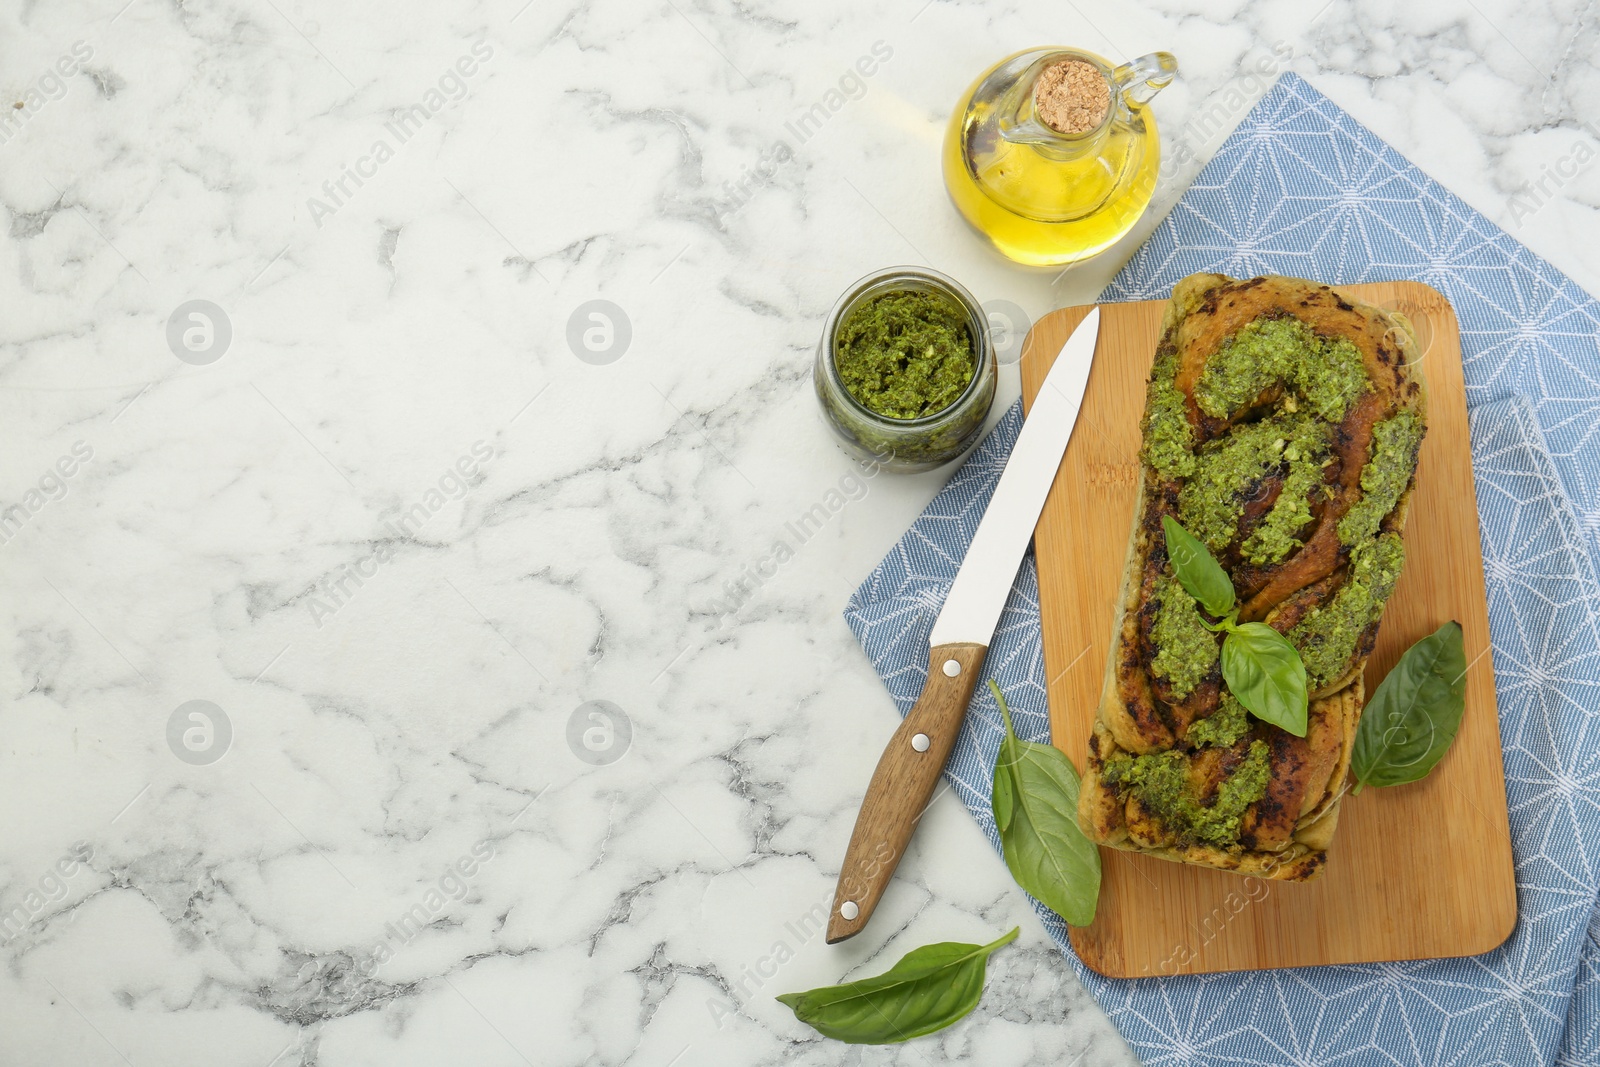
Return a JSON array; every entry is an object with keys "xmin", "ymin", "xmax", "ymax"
[{"xmin": 826, "ymin": 642, "xmax": 988, "ymax": 944}]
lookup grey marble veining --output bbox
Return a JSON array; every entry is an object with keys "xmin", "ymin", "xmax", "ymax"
[{"xmin": 0, "ymin": 0, "xmax": 1595, "ymax": 1064}]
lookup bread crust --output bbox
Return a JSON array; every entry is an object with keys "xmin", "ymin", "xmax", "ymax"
[{"xmin": 1076, "ymin": 274, "xmax": 1427, "ymax": 882}]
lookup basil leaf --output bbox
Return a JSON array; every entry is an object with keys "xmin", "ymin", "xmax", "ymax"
[
  {"xmin": 1161, "ymin": 515, "xmax": 1236, "ymax": 618},
  {"xmin": 988, "ymin": 681, "xmax": 1101, "ymax": 926},
  {"xmin": 990, "ymin": 692, "xmax": 1027, "ymax": 834},
  {"xmin": 1222, "ymin": 622, "xmax": 1308, "ymax": 737},
  {"xmin": 991, "ymin": 741, "xmax": 1016, "ymax": 833},
  {"xmin": 1351, "ymin": 621, "xmax": 1467, "ymax": 791},
  {"xmin": 775, "ymin": 927, "xmax": 1018, "ymax": 1044}
]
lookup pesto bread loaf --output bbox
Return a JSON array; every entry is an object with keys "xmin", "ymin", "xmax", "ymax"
[{"xmin": 1076, "ymin": 274, "xmax": 1427, "ymax": 881}]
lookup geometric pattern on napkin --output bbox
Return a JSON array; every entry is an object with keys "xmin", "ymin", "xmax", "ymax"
[
  {"xmin": 847, "ymin": 398, "xmax": 1600, "ymax": 1066},
  {"xmin": 846, "ymin": 70, "xmax": 1600, "ymax": 1065}
]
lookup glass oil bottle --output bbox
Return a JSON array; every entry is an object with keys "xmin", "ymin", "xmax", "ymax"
[{"xmin": 943, "ymin": 48, "xmax": 1178, "ymax": 267}]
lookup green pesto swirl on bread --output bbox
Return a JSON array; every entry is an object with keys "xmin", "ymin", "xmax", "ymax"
[{"xmin": 1077, "ymin": 274, "xmax": 1427, "ymax": 881}]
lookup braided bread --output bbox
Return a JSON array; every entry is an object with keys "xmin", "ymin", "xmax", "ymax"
[{"xmin": 1076, "ymin": 274, "xmax": 1427, "ymax": 880}]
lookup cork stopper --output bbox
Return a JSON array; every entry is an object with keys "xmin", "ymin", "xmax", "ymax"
[{"xmin": 1033, "ymin": 59, "xmax": 1111, "ymax": 135}]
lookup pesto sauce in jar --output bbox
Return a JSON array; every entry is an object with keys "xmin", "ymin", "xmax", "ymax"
[{"xmin": 834, "ymin": 290, "xmax": 976, "ymax": 420}]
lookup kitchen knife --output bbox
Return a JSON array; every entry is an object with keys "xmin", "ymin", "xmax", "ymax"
[{"xmin": 826, "ymin": 306, "xmax": 1102, "ymax": 944}]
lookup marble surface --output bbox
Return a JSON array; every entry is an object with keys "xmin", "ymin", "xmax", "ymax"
[{"xmin": 0, "ymin": 0, "xmax": 1596, "ymax": 1064}]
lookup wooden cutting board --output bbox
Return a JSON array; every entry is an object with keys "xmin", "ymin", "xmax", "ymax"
[{"xmin": 1019, "ymin": 281, "xmax": 1516, "ymax": 977}]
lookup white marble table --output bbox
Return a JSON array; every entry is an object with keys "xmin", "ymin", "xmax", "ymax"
[{"xmin": 1, "ymin": 0, "xmax": 1595, "ymax": 1063}]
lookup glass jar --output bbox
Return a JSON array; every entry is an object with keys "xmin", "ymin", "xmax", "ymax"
[{"xmin": 814, "ymin": 266, "xmax": 997, "ymax": 474}]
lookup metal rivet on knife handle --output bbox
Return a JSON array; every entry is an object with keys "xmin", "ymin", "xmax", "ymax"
[
  {"xmin": 838, "ymin": 901, "xmax": 859, "ymax": 920},
  {"xmin": 942, "ymin": 659, "xmax": 962, "ymax": 677},
  {"xmin": 826, "ymin": 641, "xmax": 988, "ymax": 944}
]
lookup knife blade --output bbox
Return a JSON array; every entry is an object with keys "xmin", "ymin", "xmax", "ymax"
[{"xmin": 826, "ymin": 306, "xmax": 1102, "ymax": 944}]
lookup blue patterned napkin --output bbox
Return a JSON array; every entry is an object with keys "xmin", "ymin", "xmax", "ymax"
[{"xmin": 844, "ymin": 73, "xmax": 1600, "ymax": 1066}]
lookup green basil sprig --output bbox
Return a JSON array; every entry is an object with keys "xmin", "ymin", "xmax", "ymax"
[
  {"xmin": 1351, "ymin": 621, "xmax": 1467, "ymax": 793},
  {"xmin": 1220, "ymin": 622, "xmax": 1308, "ymax": 736},
  {"xmin": 1162, "ymin": 516, "xmax": 1308, "ymax": 737},
  {"xmin": 775, "ymin": 927, "xmax": 1018, "ymax": 1044},
  {"xmin": 1162, "ymin": 515, "xmax": 1236, "ymax": 617},
  {"xmin": 988, "ymin": 680, "xmax": 1101, "ymax": 926}
]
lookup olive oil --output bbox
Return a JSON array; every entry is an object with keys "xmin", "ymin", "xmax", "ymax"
[{"xmin": 942, "ymin": 49, "xmax": 1175, "ymax": 268}]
